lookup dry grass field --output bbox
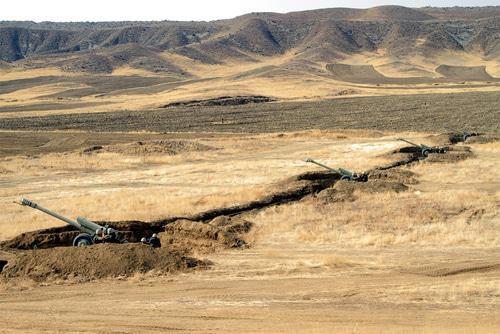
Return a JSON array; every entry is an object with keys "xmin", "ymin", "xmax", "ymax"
[
  {"xmin": 0, "ymin": 129, "xmax": 498, "ymax": 333},
  {"xmin": 0, "ymin": 49, "xmax": 499, "ymax": 119}
]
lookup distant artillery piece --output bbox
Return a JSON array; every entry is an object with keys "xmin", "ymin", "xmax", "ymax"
[
  {"xmin": 397, "ymin": 138, "xmax": 447, "ymax": 158},
  {"xmin": 15, "ymin": 198, "xmax": 126, "ymax": 247},
  {"xmin": 305, "ymin": 158, "xmax": 368, "ymax": 182},
  {"xmin": 444, "ymin": 126, "xmax": 479, "ymax": 143}
]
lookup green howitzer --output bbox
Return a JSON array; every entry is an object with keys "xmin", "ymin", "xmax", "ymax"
[
  {"xmin": 398, "ymin": 138, "xmax": 446, "ymax": 157},
  {"xmin": 305, "ymin": 158, "xmax": 368, "ymax": 182},
  {"xmin": 444, "ymin": 126, "xmax": 479, "ymax": 143},
  {"xmin": 15, "ymin": 198, "xmax": 123, "ymax": 247}
]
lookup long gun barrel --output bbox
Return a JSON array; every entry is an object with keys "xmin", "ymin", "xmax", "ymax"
[
  {"xmin": 398, "ymin": 138, "xmax": 421, "ymax": 148},
  {"xmin": 305, "ymin": 158, "xmax": 365, "ymax": 181},
  {"xmin": 305, "ymin": 158, "xmax": 340, "ymax": 173},
  {"xmin": 18, "ymin": 198, "xmax": 81, "ymax": 229},
  {"xmin": 16, "ymin": 198, "xmax": 103, "ymax": 236}
]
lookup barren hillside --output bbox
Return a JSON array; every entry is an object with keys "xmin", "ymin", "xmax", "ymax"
[{"xmin": 0, "ymin": 6, "xmax": 498, "ymax": 118}]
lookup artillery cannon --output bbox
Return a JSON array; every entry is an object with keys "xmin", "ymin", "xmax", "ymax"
[
  {"xmin": 15, "ymin": 198, "xmax": 124, "ymax": 247},
  {"xmin": 398, "ymin": 138, "xmax": 447, "ymax": 157},
  {"xmin": 305, "ymin": 158, "xmax": 368, "ymax": 182},
  {"xmin": 444, "ymin": 126, "xmax": 479, "ymax": 143}
]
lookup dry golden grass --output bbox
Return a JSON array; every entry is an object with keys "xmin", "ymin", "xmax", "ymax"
[
  {"xmin": 246, "ymin": 141, "xmax": 499, "ymax": 249},
  {"xmin": 1, "ymin": 48, "xmax": 499, "ymax": 119},
  {"xmin": 2, "ymin": 130, "xmax": 497, "ymax": 252},
  {"xmin": 0, "ymin": 67, "xmax": 77, "ymax": 81},
  {"xmin": 0, "ymin": 130, "xmax": 498, "ymax": 333},
  {"xmin": 0, "ymin": 130, "xmax": 399, "ymax": 240}
]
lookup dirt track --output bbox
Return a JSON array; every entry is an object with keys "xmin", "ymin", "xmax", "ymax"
[
  {"xmin": 1, "ymin": 92, "xmax": 498, "ymax": 133},
  {"xmin": 1, "ymin": 246, "xmax": 498, "ymax": 333}
]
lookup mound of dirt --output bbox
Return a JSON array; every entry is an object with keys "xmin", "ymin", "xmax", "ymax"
[
  {"xmin": 161, "ymin": 216, "xmax": 253, "ymax": 254},
  {"xmin": 1, "ymin": 243, "xmax": 204, "ymax": 282},
  {"xmin": 369, "ymin": 169, "xmax": 419, "ymax": 184},
  {"xmin": 84, "ymin": 140, "xmax": 215, "ymax": 156},
  {"xmin": 435, "ymin": 65, "xmax": 494, "ymax": 81},
  {"xmin": 425, "ymin": 146, "xmax": 473, "ymax": 163},
  {"xmin": 465, "ymin": 135, "xmax": 498, "ymax": 144},
  {"xmin": 0, "ymin": 227, "xmax": 79, "ymax": 250},
  {"xmin": 0, "ymin": 220, "xmax": 166, "ymax": 250},
  {"xmin": 161, "ymin": 96, "xmax": 275, "ymax": 108},
  {"xmin": 316, "ymin": 179, "xmax": 408, "ymax": 204}
]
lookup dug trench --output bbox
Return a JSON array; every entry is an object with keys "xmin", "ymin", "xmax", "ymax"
[{"xmin": 0, "ymin": 141, "xmax": 475, "ymax": 282}]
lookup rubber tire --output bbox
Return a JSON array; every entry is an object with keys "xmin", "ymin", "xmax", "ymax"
[
  {"xmin": 73, "ymin": 234, "xmax": 93, "ymax": 247},
  {"xmin": 422, "ymin": 149, "xmax": 430, "ymax": 157},
  {"xmin": 340, "ymin": 175, "xmax": 352, "ymax": 181},
  {"xmin": 463, "ymin": 135, "xmax": 470, "ymax": 142}
]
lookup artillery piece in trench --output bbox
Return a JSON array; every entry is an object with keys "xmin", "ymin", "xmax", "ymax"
[
  {"xmin": 398, "ymin": 138, "xmax": 447, "ymax": 158},
  {"xmin": 15, "ymin": 198, "xmax": 125, "ymax": 247},
  {"xmin": 305, "ymin": 158, "xmax": 368, "ymax": 182},
  {"xmin": 444, "ymin": 126, "xmax": 479, "ymax": 143}
]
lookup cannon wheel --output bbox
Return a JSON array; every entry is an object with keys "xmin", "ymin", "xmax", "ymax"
[
  {"xmin": 73, "ymin": 234, "xmax": 93, "ymax": 247},
  {"xmin": 340, "ymin": 175, "xmax": 352, "ymax": 181},
  {"xmin": 463, "ymin": 134, "xmax": 470, "ymax": 142},
  {"xmin": 421, "ymin": 149, "xmax": 430, "ymax": 157}
]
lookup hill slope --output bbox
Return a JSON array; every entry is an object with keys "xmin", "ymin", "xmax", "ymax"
[{"xmin": 0, "ymin": 6, "xmax": 499, "ymax": 66}]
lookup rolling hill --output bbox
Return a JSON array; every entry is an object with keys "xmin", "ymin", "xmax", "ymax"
[
  {"xmin": 0, "ymin": 5, "xmax": 499, "ymax": 65},
  {"xmin": 0, "ymin": 6, "xmax": 498, "ymax": 117}
]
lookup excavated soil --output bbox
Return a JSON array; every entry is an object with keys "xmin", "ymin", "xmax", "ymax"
[
  {"xmin": 1, "ymin": 244, "xmax": 204, "ymax": 282},
  {"xmin": 315, "ymin": 168, "xmax": 417, "ymax": 204},
  {"xmin": 369, "ymin": 168, "xmax": 419, "ymax": 184},
  {"xmin": 465, "ymin": 135, "xmax": 498, "ymax": 144},
  {"xmin": 316, "ymin": 179, "xmax": 409, "ymax": 204},
  {"xmin": 161, "ymin": 216, "xmax": 253, "ymax": 254},
  {"xmin": 425, "ymin": 146, "xmax": 473, "ymax": 163},
  {"xmin": 83, "ymin": 140, "xmax": 216, "ymax": 156},
  {"xmin": 161, "ymin": 96, "xmax": 275, "ymax": 108}
]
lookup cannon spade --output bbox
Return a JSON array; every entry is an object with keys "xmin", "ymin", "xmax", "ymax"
[
  {"xmin": 305, "ymin": 158, "xmax": 368, "ymax": 182},
  {"xmin": 398, "ymin": 138, "xmax": 447, "ymax": 158},
  {"xmin": 15, "ymin": 198, "xmax": 125, "ymax": 247}
]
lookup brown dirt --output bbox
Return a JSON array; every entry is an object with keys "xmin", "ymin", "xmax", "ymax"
[
  {"xmin": 85, "ymin": 140, "xmax": 216, "ymax": 156},
  {"xmin": 381, "ymin": 143, "xmax": 475, "ymax": 163},
  {"xmin": 2, "ymin": 92, "xmax": 499, "ymax": 134},
  {"xmin": 316, "ymin": 179, "xmax": 409, "ymax": 204},
  {"xmin": 160, "ymin": 216, "xmax": 253, "ymax": 254},
  {"xmin": 161, "ymin": 96, "xmax": 275, "ymax": 108},
  {"xmin": 1, "ymin": 243, "xmax": 204, "ymax": 282},
  {"xmin": 465, "ymin": 135, "xmax": 499, "ymax": 144},
  {"xmin": 369, "ymin": 168, "xmax": 419, "ymax": 184},
  {"xmin": 0, "ymin": 227, "xmax": 80, "ymax": 250},
  {"xmin": 425, "ymin": 146, "xmax": 473, "ymax": 163}
]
